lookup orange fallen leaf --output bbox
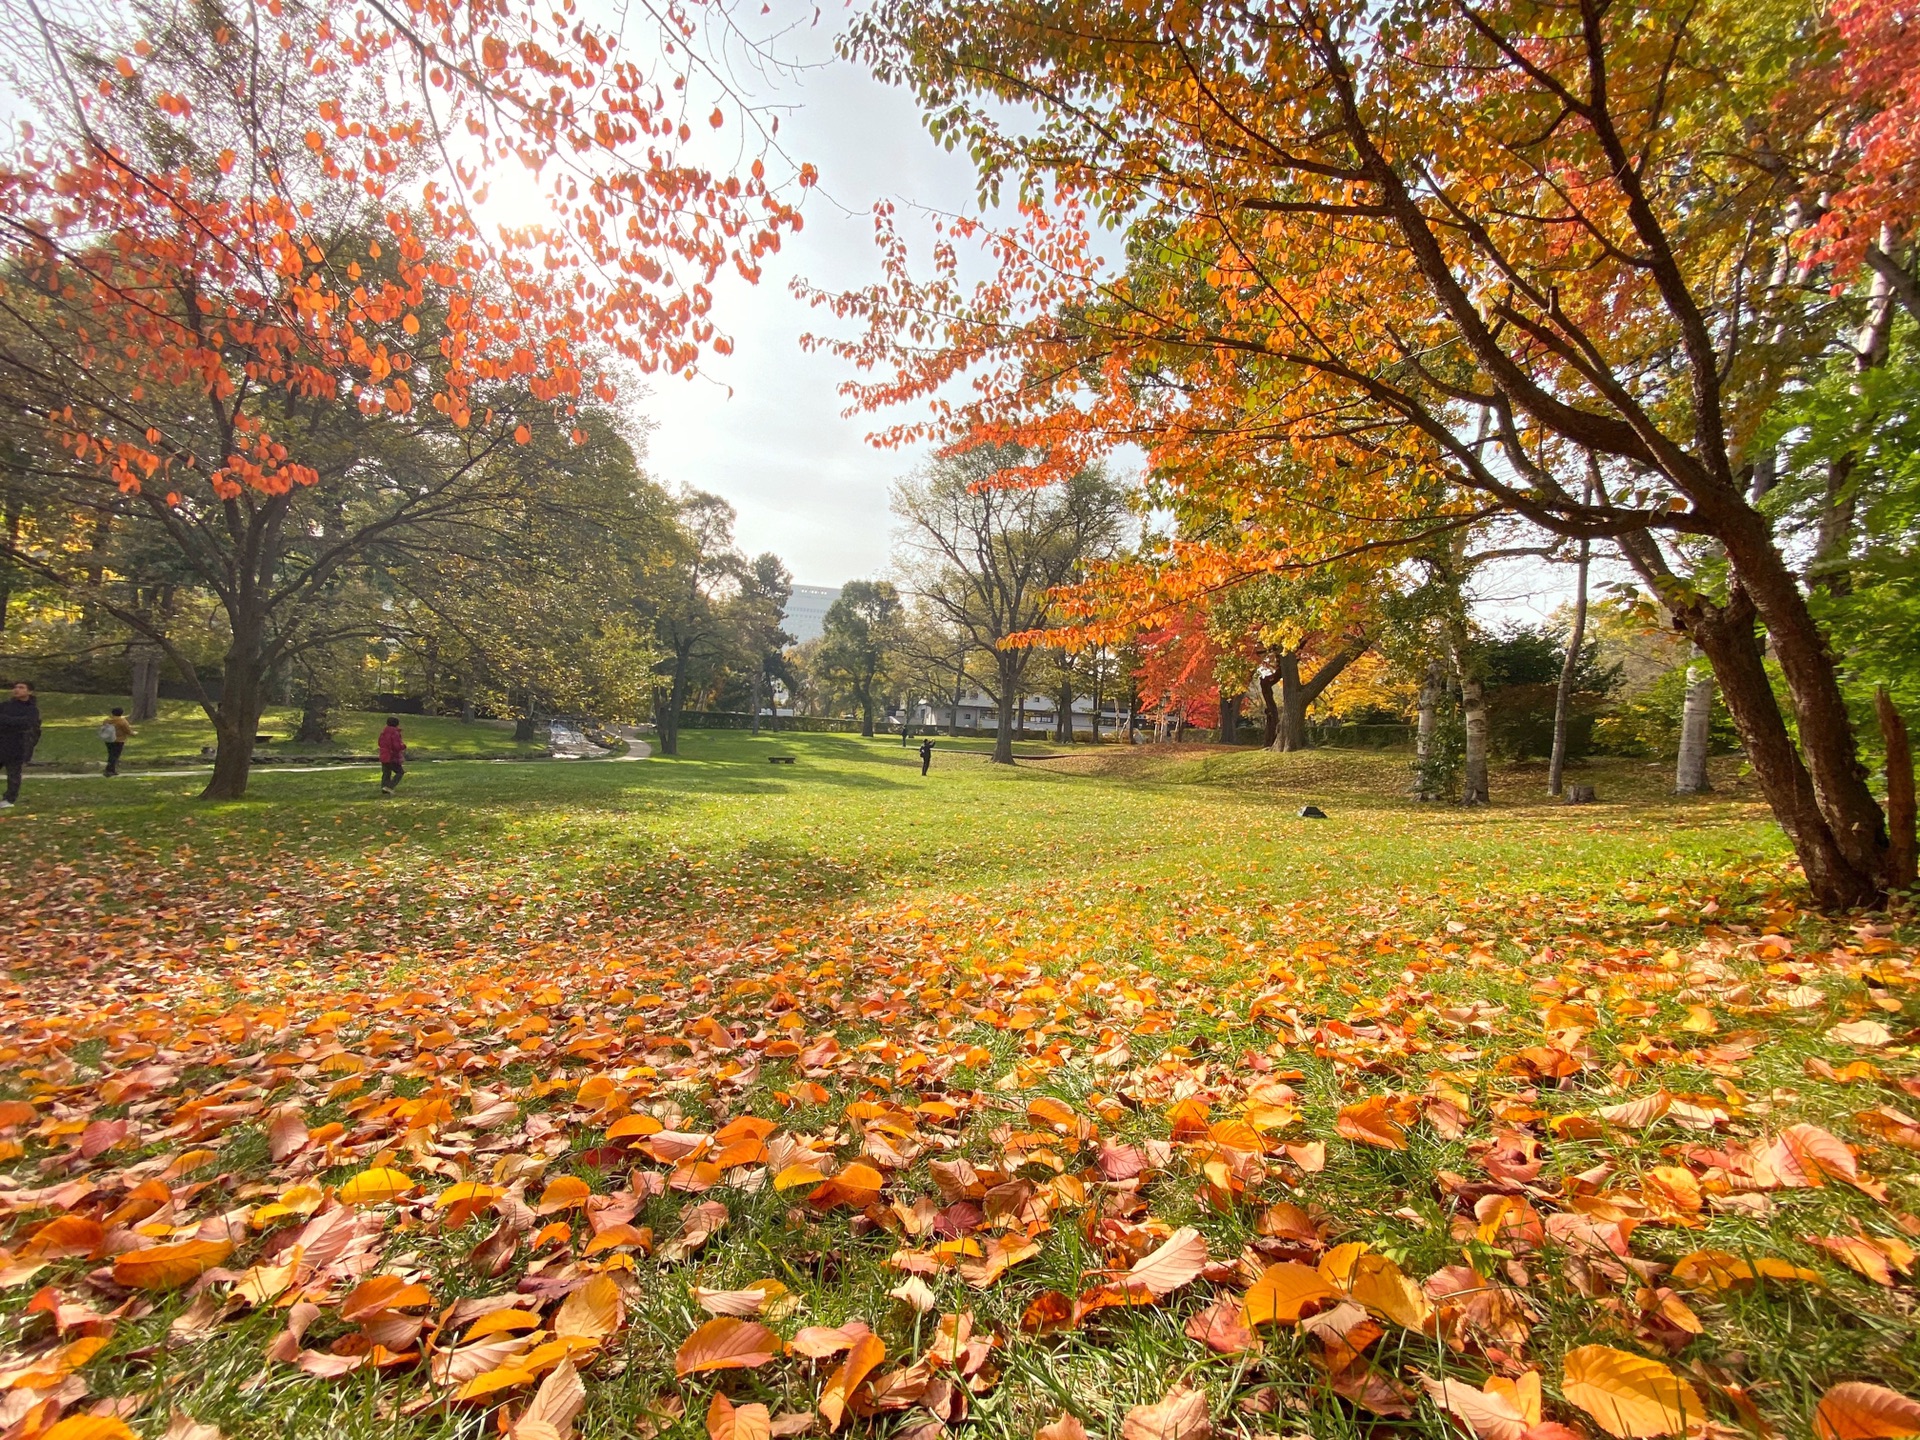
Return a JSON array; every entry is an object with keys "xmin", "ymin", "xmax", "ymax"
[
  {"xmin": 675, "ymin": 1317, "xmax": 779, "ymax": 1376},
  {"xmin": 113, "ymin": 1238, "xmax": 234, "ymax": 1291},
  {"xmin": 1813, "ymin": 1382, "xmax": 1920, "ymax": 1440}
]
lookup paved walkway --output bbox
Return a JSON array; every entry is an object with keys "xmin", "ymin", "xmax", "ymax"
[{"xmin": 33, "ymin": 735, "xmax": 652, "ymax": 781}]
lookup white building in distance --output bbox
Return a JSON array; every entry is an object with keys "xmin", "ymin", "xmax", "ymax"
[{"xmin": 783, "ymin": 584, "xmax": 842, "ymax": 644}]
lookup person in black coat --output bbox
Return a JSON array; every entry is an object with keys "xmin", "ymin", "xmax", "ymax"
[{"xmin": 0, "ymin": 681, "xmax": 42, "ymax": 808}]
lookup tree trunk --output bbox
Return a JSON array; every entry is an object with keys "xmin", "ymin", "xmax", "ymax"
[
  {"xmin": 295, "ymin": 690, "xmax": 333, "ymax": 745},
  {"xmin": 0, "ymin": 494, "xmax": 22, "ymax": 632},
  {"xmin": 1878, "ymin": 688, "xmax": 1916, "ymax": 891},
  {"xmin": 514, "ymin": 711, "xmax": 536, "ymax": 744},
  {"xmin": 1090, "ymin": 660, "xmax": 1104, "ymax": 742},
  {"xmin": 659, "ymin": 652, "xmax": 689, "ymax": 756},
  {"xmin": 1415, "ymin": 659, "xmax": 1441, "ymax": 800},
  {"xmin": 1548, "ymin": 534, "xmax": 1592, "ymax": 797},
  {"xmin": 750, "ymin": 665, "xmax": 763, "ymax": 737},
  {"xmin": 1272, "ymin": 654, "xmax": 1310, "ymax": 752},
  {"xmin": 949, "ymin": 666, "xmax": 964, "ymax": 738},
  {"xmin": 1217, "ymin": 691, "xmax": 1240, "ymax": 744},
  {"xmin": 860, "ymin": 688, "xmax": 876, "ymax": 738},
  {"xmin": 1055, "ymin": 660, "xmax": 1075, "ymax": 743},
  {"xmin": 1124, "ymin": 682, "xmax": 1138, "ymax": 744},
  {"xmin": 1680, "ymin": 588, "xmax": 1877, "ymax": 908},
  {"xmin": 201, "ymin": 641, "xmax": 266, "ymax": 800},
  {"xmin": 992, "ymin": 651, "xmax": 1021, "ymax": 764},
  {"xmin": 1259, "ymin": 666, "xmax": 1280, "ymax": 747},
  {"xmin": 1447, "ymin": 624, "xmax": 1488, "ymax": 806},
  {"xmin": 129, "ymin": 648, "xmax": 162, "ymax": 723},
  {"xmin": 1675, "ymin": 651, "xmax": 1714, "ymax": 794},
  {"xmin": 1710, "ymin": 518, "xmax": 1888, "ymax": 900}
]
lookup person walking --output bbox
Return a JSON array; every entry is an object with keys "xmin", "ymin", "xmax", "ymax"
[
  {"xmin": 0, "ymin": 681, "xmax": 43, "ymax": 809},
  {"xmin": 378, "ymin": 716, "xmax": 406, "ymax": 795},
  {"xmin": 101, "ymin": 707, "xmax": 133, "ymax": 775},
  {"xmin": 918, "ymin": 737, "xmax": 934, "ymax": 776}
]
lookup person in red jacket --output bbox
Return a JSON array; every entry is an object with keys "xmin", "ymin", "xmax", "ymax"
[{"xmin": 378, "ymin": 717, "xmax": 407, "ymax": 795}]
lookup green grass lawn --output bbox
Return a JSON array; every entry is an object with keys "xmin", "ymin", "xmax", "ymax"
[
  {"xmin": 0, "ymin": 734, "xmax": 1914, "ymax": 1440},
  {"xmin": 25, "ymin": 691, "xmax": 547, "ymax": 768}
]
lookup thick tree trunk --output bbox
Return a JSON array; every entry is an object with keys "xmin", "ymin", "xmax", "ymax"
[
  {"xmin": 1878, "ymin": 689, "xmax": 1916, "ymax": 890},
  {"xmin": 1712, "ymin": 517, "xmax": 1888, "ymax": 899},
  {"xmin": 129, "ymin": 648, "xmax": 162, "ymax": 723},
  {"xmin": 1259, "ymin": 667, "xmax": 1280, "ymax": 748},
  {"xmin": 1415, "ymin": 659, "xmax": 1441, "ymax": 801},
  {"xmin": 1675, "ymin": 652, "xmax": 1714, "ymax": 794},
  {"xmin": 1268, "ymin": 642, "xmax": 1368, "ymax": 753},
  {"xmin": 514, "ymin": 711, "xmax": 536, "ymax": 744},
  {"xmin": 1056, "ymin": 662, "xmax": 1075, "ymax": 743},
  {"xmin": 202, "ymin": 641, "xmax": 266, "ymax": 800},
  {"xmin": 860, "ymin": 689, "xmax": 876, "ymax": 738},
  {"xmin": 1217, "ymin": 691, "xmax": 1240, "ymax": 744},
  {"xmin": 1681, "ymin": 588, "xmax": 1877, "ymax": 908},
  {"xmin": 992, "ymin": 652, "xmax": 1021, "ymax": 764},
  {"xmin": 1549, "ymin": 535, "xmax": 1591, "ymax": 797},
  {"xmin": 295, "ymin": 691, "xmax": 333, "ymax": 745},
  {"xmin": 1270, "ymin": 654, "xmax": 1309, "ymax": 751}
]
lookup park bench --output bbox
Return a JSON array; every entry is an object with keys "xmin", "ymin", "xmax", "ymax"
[{"xmin": 768, "ymin": 755, "xmax": 796, "ymax": 765}]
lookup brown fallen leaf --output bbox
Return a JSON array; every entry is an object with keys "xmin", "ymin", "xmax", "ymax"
[
  {"xmin": 1121, "ymin": 1384, "xmax": 1211, "ymax": 1440},
  {"xmin": 1184, "ymin": 1299, "xmax": 1257, "ymax": 1354}
]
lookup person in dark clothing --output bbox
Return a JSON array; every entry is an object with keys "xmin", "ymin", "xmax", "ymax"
[
  {"xmin": 378, "ymin": 717, "xmax": 406, "ymax": 794},
  {"xmin": 918, "ymin": 737, "xmax": 934, "ymax": 776},
  {"xmin": 0, "ymin": 682, "xmax": 43, "ymax": 808},
  {"xmin": 101, "ymin": 707, "xmax": 133, "ymax": 775}
]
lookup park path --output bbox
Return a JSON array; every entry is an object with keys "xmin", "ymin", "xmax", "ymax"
[{"xmin": 31, "ymin": 732, "xmax": 651, "ymax": 781}]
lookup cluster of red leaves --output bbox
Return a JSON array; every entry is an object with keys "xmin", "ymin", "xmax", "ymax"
[
  {"xmin": 1816, "ymin": 0, "xmax": 1920, "ymax": 267},
  {"xmin": 1, "ymin": 853, "xmax": 1918, "ymax": 1440}
]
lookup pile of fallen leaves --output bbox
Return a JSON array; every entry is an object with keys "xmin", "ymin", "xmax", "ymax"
[{"xmin": 1, "ymin": 846, "xmax": 1918, "ymax": 1440}]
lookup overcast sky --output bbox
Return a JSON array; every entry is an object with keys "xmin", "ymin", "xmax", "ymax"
[{"xmin": 623, "ymin": 23, "xmax": 991, "ymax": 592}]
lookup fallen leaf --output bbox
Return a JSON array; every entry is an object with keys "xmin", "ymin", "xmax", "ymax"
[
  {"xmin": 1243, "ymin": 1262, "xmax": 1337, "ymax": 1326},
  {"xmin": 675, "ymin": 1317, "xmax": 780, "ymax": 1376},
  {"xmin": 1561, "ymin": 1344, "xmax": 1705, "ymax": 1438},
  {"xmin": 1813, "ymin": 1383, "xmax": 1920, "ymax": 1440},
  {"xmin": 112, "ymin": 1239, "xmax": 233, "ymax": 1291},
  {"xmin": 1121, "ymin": 1384, "xmax": 1211, "ymax": 1440}
]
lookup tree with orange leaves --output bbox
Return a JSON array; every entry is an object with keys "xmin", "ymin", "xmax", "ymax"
[
  {"xmin": 0, "ymin": 0, "xmax": 806, "ymax": 795},
  {"xmin": 819, "ymin": 0, "xmax": 1917, "ymax": 906}
]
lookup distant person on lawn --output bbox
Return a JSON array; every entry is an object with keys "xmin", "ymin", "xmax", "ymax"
[
  {"xmin": 0, "ymin": 681, "xmax": 42, "ymax": 808},
  {"xmin": 101, "ymin": 707, "xmax": 133, "ymax": 776},
  {"xmin": 919, "ymin": 737, "xmax": 934, "ymax": 776},
  {"xmin": 378, "ymin": 717, "xmax": 406, "ymax": 795}
]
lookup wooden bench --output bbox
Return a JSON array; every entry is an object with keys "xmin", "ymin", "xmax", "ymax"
[{"xmin": 768, "ymin": 755, "xmax": 796, "ymax": 765}]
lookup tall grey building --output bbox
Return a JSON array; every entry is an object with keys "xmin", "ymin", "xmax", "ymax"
[{"xmin": 783, "ymin": 584, "xmax": 842, "ymax": 644}]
